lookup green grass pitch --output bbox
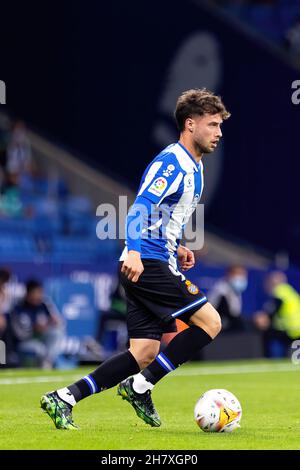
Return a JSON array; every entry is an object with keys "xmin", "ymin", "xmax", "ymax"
[{"xmin": 1, "ymin": 359, "xmax": 300, "ymax": 450}]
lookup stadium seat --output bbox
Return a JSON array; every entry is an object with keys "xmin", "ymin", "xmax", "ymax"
[
  {"xmin": 0, "ymin": 234, "xmax": 38, "ymax": 261},
  {"xmin": 49, "ymin": 236, "xmax": 96, "ymax": 263},
  {"xmin": 0, "ymin": 216, "xmax": 34, "ymax": 233}
]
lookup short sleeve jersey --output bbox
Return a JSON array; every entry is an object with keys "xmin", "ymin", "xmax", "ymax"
[{"xmin": 120, "ymin": 142, "xmax": 204, "ymax": 271}]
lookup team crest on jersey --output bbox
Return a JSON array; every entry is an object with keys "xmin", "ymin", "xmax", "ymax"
[
  {"xmin": 148, "ymin": 177, "xmax": 168, "ymax": 196},
  {"xmin": 163, "ymin": 164, "xmax": 175, "ymax": 177},
  {"xmin": 185, "ymin": 280, "xmax": 199, "ymax": 295}
]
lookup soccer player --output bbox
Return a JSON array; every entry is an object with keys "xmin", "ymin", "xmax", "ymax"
[{"xmin": 40, "ymin": 88, "xmax": 230, "ymax": 429}]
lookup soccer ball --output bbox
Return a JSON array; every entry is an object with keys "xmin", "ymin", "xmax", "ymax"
[{"xmin": 194, "ymin": 389, "xmax": 242, "ymax": 433}]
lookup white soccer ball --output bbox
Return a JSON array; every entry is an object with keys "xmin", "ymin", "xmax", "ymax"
[{"xmin": 194, "ymin": 389, "xmax": 242, "ymax": 433}]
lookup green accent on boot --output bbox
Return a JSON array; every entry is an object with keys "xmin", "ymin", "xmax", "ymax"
[
  {"xmin": 40, "ymin": 392, "xmax": 79, "ymax": 430},
  {"xmin": 117, "ymin": 378, "xmax": 161, "ymax": 427}
]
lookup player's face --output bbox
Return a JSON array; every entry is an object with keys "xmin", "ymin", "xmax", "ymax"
[{"xmin": 190, "ymin": 113, "xmax": 223, "ymax": 154}]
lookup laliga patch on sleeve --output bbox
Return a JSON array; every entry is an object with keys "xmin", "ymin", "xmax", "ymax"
[{"xmin": 147, "ymin": 177, "xmax": 168, "ymax": 197}]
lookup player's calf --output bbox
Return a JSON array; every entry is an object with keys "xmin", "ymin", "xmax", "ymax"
[{"xmin": 189, "ymin": 302, "xmax": 222, "ymax": 339}]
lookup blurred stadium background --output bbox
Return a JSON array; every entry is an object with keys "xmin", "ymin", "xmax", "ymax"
[{"xmin": 0, "ymin": 0, "xmax": 300, "ymax": 369}]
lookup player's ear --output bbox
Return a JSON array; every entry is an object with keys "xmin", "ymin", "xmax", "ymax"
[{"xmin": 186, "ymin": 117, "xmax": 194, "ymax": 133}]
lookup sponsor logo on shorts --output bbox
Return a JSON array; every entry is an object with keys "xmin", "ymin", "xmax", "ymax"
[
  {"xmin": 148, "ymin": 177, "xmax": 168, "ymax": 196},
  {"xmin": 185, "ymin": 280, "xmax": 199, "ymax": 295}
]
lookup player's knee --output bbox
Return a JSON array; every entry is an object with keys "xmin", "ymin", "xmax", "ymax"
[
  {"xmin": 191, "ymin": 309, "xmax": 222, "ymax": 339},
  {"xmin": 130, "ymin": 346, "xmax": 158, "ymax": 369},
  {"xmin": 209, "ymin": 313, "xmax": 222, "ymax": 338}
]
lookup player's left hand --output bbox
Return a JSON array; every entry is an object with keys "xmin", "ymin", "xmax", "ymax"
[{"xmin": 177, "ymin": 245, "xmax": 195, "ymax": 271}]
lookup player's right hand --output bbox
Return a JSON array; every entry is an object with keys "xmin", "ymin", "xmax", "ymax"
[{"xmin": 121, "ymin": 250, "xmax": 144, "ymax": 283}]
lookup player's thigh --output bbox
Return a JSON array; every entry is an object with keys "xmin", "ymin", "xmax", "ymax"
[
  {"xmin": 129, "ymin": 338, "xmax": 160, "ymax": 365},
  {"xmin": 189, "ymin": 302, "xmax": 222, "ymax": 339}
]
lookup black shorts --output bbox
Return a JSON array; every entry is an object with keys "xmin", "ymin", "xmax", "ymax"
[{"xmin": 119, "ymin": 259, "xmax": 207, "ymax": 341}]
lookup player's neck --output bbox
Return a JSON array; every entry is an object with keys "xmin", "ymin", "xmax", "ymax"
[{"xmin": 178, "ymin": 137, "xmax": 203, "ymax": 163}]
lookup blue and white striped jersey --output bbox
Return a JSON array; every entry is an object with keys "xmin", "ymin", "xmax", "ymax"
[{"xmin": 120, "ymin": 142, "xmax": 204, "ymax": 272}]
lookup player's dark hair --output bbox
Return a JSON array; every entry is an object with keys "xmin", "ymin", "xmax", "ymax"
[
  {"xmin": 174, "ymin": 88, "xmax": 230, "ymax": 132},
  {"xmin": 26, "ymin": 279, "xmax": 42, "ymax": 294}
]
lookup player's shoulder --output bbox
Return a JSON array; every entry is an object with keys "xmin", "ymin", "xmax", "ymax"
[{"xmin": 152, "ymin": 143, "xmax": 185, "ymax": 173}]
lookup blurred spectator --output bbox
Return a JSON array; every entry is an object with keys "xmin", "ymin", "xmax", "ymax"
[
  {"xmin": 0, "ymin": 268, "xmax": 22, "ymax": 366},
  {"xmin": 0, "ymin": 120, "xmax": 33, "ymax": 217},
  {"xmin": 0, "ymin": 172, "xmax": 23, "ymax": 217},
  {"xmin": 10, "ymin": 279, "xmax": 65, "ymax": 368},
  {"xmin": 208, "ymin": 265, "xmax": 248, "ymax": 332},
  {"xmin": 285, "ymin": 16, "xmax": 300, "ymax": 56},
  {"xmin": 0, "ymin": 268, "xmax": 12, "ymax": 341},
  {"xmin": 0, "ymin": 125, "xmax": 10, "ymax": 187},
  {"xmin": 0, "ymin": 120, "xmax": 37, "ymax": 215},
  {"xmin": 254, "ymin": 271, "xmax": 300, "ymax": 357},
  {"xmin": 6, "ymin": 120, "xmax": 33, "ymax": 181}
]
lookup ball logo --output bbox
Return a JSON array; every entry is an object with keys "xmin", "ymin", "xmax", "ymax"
[{"xmin": 215, "ymin": 403, "xmax": 240, "ymax": 432}]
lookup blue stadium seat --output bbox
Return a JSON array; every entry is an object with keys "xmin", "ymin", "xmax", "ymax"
[
  {"xmin": 0, "ymin": 187, "xmax": 120, "ymax": 262},
  {"xmin": 0, "ymin": 234, "xmax": 38, "ymax": 261},
  {"xmin": 32, "ymin": 216, "xmax": 62, "ymax": 236},
  {"xmin": 95, "ymin": 238, "xmax": 121, "ymax": 256},
  {"xmin": 64, "ymin": 196, "xmax": 92, "ymax": 214},
  {"xmin": 65, "ymin": 213, "xmax": 95, "ymax": 235},
  {"xmin": 0, "ymin": 216, "xmax": 34, "ymax": 233},
  {"xmin": 50, "ymin": 235, "xmax": 96, "ymax": 262},
  {"xmin": 49, "ymin": 235, "xmax": 120, "ymax": 262}
]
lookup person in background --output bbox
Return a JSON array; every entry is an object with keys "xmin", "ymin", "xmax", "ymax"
[
  {"xmin": 0, "ymin": 268, "xmax": 12, "ymax": 342},
  {"xmin": 10, "ymin": 279, "xmax": 64, "ymax": 369},
  {"xmin": 0, "ymin": 120, "xmax": 35, "ymax": 216},
  {"xmin": 6, "ymin": 120, "xmax": 33, "ymax": 182},
  {"xmin": 254, "ymin": 271, "xmax": 300, "ymax": 357},
  {"xmin": 208, "ymin": 265, "xmax": 248, "ymax": 332}
]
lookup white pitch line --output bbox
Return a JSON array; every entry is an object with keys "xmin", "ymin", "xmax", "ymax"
[
  {"xmin": 0, "ymin": 363, "xmax": 300, "ymax": 385},
  {"xmin": 172, "ymin": 363, "xmax": 300, "ymax": 376},
  {"xmin": 0, "ymin": 375, "xmax": 81, "ymax": 385}
]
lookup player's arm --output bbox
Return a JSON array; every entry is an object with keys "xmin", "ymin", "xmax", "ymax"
[
  {"xmin": 121, "ymin": 195, "xmax": 152, "ymax": 283},
  {"xmin": 121, "ymin": 250, "xmax": 144, "ymax": 283},
  {"xmin": 177, "ymin": 245, "xmax": 195, "ymax": 271}
]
